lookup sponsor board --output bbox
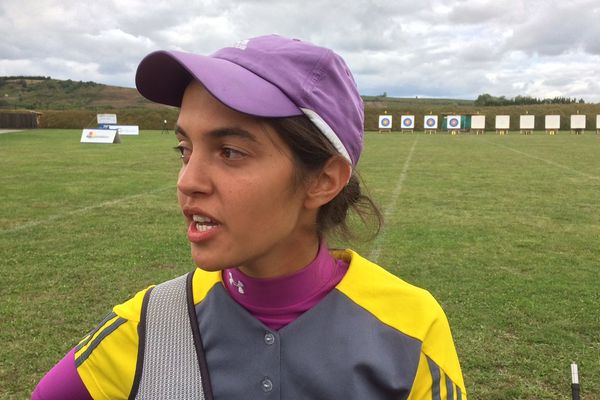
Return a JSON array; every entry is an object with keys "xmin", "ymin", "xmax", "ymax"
[
  {"xmin": 97, "ymin": 114, "xmax": 117, "ymax": 125},
  {"xmin": 108, "ymin": 125, "xmax": 139, "ymax": 136},
  {"xmin": 80, "ymin": 129, "xmax": 121, "ymax": 144}
]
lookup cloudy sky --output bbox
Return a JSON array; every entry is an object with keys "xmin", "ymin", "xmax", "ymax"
[{"xmin": 1, "ymin": 0, "xmax": 599, "ymax": 101}]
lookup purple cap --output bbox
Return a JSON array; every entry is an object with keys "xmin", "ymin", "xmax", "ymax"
[{"xmin": 135, "ymin": 34, "xmax": 364, "ymax": 166}]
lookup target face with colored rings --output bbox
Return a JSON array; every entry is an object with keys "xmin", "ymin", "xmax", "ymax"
[
  {"xmin": 426, "ymin": 118, "xmax": 435, "ymax": 127},
  {"xmin": 403, "ymin": 118, "xmax": 413, "ymax": 127},
  {"xmin": 449, "ymin": 118, "xmax": 459, "ymax": 127},
  {"xmin": 381, "ymin": 118, "xmax": 391, "ymax": 127}
]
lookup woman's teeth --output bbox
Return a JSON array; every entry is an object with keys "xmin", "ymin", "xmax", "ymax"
[
  {"xmin": 192, "ymin": 215, "xmax": 213, "ymax": 223},
  {"xmin": 192, "ymin": 214, "xmax": 217, "ymax": 232}
]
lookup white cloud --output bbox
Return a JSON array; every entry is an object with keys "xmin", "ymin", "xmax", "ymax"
[{"xmin": 1, "ymin": 0, "xmax": 599, "ymax": 101}]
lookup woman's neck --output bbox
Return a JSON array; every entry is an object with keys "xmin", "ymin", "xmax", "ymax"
[
  {"xmin": 222, "ymin": 239, "xmax": 349, "ymax": 330},
  {"xmin": 237, "ymin": 232, "xmax": 320, "ymax": 279}
]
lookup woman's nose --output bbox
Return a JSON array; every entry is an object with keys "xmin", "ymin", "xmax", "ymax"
[{"xmin": 177, "ymin": 154, "xmax": 213, "ymax": 196}]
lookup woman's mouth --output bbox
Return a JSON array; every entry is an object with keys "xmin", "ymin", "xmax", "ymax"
[
  {"xmin": 187, "ymin": 214, "xmax": 222, "ymax": 243},
  {"xmin": 192, "ymin": 214, "xmax": 219, "ymax": 232}
]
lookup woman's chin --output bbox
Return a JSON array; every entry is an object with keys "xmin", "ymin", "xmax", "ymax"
[{"xmin": 190, "ymin": 248, "xmax": 232, "ymax": 272}]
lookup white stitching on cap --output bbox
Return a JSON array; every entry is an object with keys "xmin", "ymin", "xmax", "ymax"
[
  {"xmin": 300, "ymin": 108, "xmax": 352, "ymax": 166},
  {"xmin": 232, "ymin": 39, "xmax": 249, "ymax": 50}
]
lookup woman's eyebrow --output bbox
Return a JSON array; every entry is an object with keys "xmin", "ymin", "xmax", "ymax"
[
  {"xmin": 174, "ymin": 124, "xmax": 188, "ymax": 138},
  {"xmin": 174, "ymin": 125, "xmax": 259, "ymax": 143},
  {"xmin": 207, "ymin": 127, "xmax": 259, "ymax": 143}
]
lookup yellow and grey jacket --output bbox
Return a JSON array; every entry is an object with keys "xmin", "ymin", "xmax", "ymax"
[{"xmin": 75, "ymin": 250, "xmax": 467, "ymax": 399}]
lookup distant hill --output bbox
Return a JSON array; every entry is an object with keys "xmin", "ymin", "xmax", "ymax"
[
  {"xmin": 0, "ymin": 76, "xmax": 181, "ymax": 129},
  {"xmin": 362, "ymin": 95, "xmax": 475, "ymax": 107},
  {"xmin": 2, "ymin": 76, "xmax": 599, "ymax": 131},
  {"xmin": 0, "ymin": 76, "xmax": 479, "ymax": 112},
  {"xmin": 0, "ymin": 76, "xmax": 165, "ymax": 111}
]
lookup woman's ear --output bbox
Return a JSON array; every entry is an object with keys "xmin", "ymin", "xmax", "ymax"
[{"xmin": 304, "ymin": 156, "xmax": 352, "ymax": 210}]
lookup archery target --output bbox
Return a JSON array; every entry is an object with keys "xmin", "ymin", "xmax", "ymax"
[
  {"xmin": 401, "ymin": 115, "xmax": 415, "ymax": 129},
  {"xmin": 378, "ymin": 115, "xmax": 393, "ymax": 129},
  {"xmin": 447, "ymin": 115, "xmax": 461, "ymax": 129},
  {"xmin": 424, "ymin": 115, "xmax": 438, "ymax": 129}
]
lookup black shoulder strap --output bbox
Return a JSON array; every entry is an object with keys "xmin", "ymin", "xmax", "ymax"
[
  {"xmin": 186, "ymin": 271, "xmax": 214, "ymax": 400},
  {"xmin": 128, "ymin": 272, "xmax": 214, "ymax": 400},
  {"xmin": 128, "ymin": 286, "xmax": 153, "ymax": 400}
]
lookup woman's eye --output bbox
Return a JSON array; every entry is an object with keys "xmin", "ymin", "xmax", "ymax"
[
  {"xmin": 221, "ymin": 147, "xmax": 245, "ymax": 160},
  {"xmin": 173, "ymin": 145, "xmax": 191, "ymax": 162}
]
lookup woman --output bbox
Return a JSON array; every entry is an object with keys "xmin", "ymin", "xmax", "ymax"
[{"xmin": 33, "ymin": 34, "xmax": 466, "ymax": 399}]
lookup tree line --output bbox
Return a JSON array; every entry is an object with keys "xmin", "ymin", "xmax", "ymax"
[
  {"xmin": 475, "ymin": 93, "xmax": 585, "ymax": 106},
  {"xmin": 0, "ymin": 76, "xmax": 52, "ymax": 82}
]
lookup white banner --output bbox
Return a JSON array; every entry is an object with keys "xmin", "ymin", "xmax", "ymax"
[
  {"xmin": 496, "ymin": 115, "xmax": 510, "ymax": 129},
  {"xmin": 471, "ymin": 115, "xmax": 486, "ymax": 129},
  {"xmin": 570, "ymin": 115, "xmax": 586, "ymax": 129},
  {"xmin": 80, "ymin": 129, "xmax": 121, "ymax": 144},
  {"xmin": 447, "ymin": 115, "xmax": 461, "ymax": 129},
  {"xmin": 378, "ymin": 115, "xmax": 393, "ymax": 129},
  {"xmin": 520, "ymin": 115, "xmax": 535, "ymax": 129},
  {"xmin": 97, "ymin": 114, "xmax": 117, "ymax": 124},
  {"xmin": 424, "ymin": 115, "xmax": 438, "ymax": 129},
  {"xmin": 545, "ymin": 115, "xmax": 560, "ymax": 129},
  {"xmin": 108, "ymin": 125, "xmax": 139, "ymax": 136},
  {"xmin": 401, "ymin": 115, "xmax": 415, "ymax": 129}
]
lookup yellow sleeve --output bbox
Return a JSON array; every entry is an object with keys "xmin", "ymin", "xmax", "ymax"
[
  {"xmin": 408, "ymin": 346, "xmax": 467, "ymax": 400},
  {"xmin": 423, "ymin": 300, "xmax": 466, "ymax": 393},
  {"xmin": 407, "ymin": 300, "xmax": 467, "ymax": 400},
  {"xmin": 335, "ymin": 249, "xmax": 467, "ymax": 399},
  {"xmin": 74, "ymin": 269, "xmax": 221, "ymax": 399},
  {"xmin": 74, "ymin": 286, "xmax": 152, "ymax": 400}
]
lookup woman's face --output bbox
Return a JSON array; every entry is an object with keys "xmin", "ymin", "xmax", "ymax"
[{"xmin": 175, "ymin": 82, "xmax": 318, "ymax": 278}]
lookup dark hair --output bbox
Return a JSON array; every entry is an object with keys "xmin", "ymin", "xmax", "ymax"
[{"xmin": 268, "ymin": 116, "xmax": 383, "ymax": 241}]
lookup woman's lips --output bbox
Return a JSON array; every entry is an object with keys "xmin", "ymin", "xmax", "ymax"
[{"xmin": 187, "ymin": 214, "xmax": 222, "ymax": 242}]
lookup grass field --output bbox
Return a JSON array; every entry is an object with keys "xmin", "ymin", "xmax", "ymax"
[{"xmin": 1, "ymin": 129, "xmax": 599, "ymax": 399}]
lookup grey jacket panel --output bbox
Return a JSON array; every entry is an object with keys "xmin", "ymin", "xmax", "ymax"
[
  {"xmin": 197, "ymin": 283, "xmax": 281, "ymax": 399},
  {"xmin": 135, "ymin": 274, "xmax": 205, "ymax": 400},
  {"xmin": 196, "ymin": 284, "xmax": 421, "ymax": 400}
]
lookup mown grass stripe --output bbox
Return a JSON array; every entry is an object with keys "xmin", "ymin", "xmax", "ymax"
[
  {"xmin": 368, "ymin": 136, "xmax": 418, "ymax": 262},
  {"xmin": 483, "ymin": 140, "xmax": 600, "ymax": 180},
  {"xmin": 0, "ymin": 185, "xmax": 174, "ymax": 235}
]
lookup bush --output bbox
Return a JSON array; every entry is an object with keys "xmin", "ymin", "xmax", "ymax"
[{"xmin": 38, "ymin": 108, "xmax": 180, "ymax": 129}]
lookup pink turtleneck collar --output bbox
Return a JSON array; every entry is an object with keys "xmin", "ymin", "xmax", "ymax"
[{"xmin": 222, "ymin": 241, "xmax": 348, "ymax": 331}]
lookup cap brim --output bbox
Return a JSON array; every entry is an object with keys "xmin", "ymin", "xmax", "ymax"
[{"xmin": 135, "ymin": 50, "xmax": 303, "ymax": 117}]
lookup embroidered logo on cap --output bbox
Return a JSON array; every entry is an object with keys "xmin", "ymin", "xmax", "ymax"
[
  {"xmin": 228, "ymin": 271, "xmax": 245, "ymax": 294},
  {"xmin": 232, "ymin": 39, "xmax": 249, "ymax": 50}
]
